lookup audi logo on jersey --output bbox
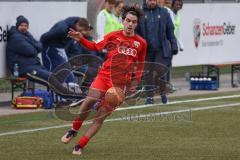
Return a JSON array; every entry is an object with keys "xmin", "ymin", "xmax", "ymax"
[{"xmin": 118, "ymin": 47, "xmax": 137, "ymax": 57}]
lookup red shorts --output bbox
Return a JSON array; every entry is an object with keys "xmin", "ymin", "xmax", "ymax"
[
  {"xmin": 90, "ymin": 75, "xmax": 125, "ymax": 93},
  {"xmin": 90, "ymin": 76, "xmax": 112, "ymax": 94},
  {"xmin": 90, "ymin": 75, "xmax": 125, "ymax": 112}
]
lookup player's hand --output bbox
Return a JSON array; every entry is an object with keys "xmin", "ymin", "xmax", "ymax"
[
  {"xmin": 68, "ymin": 28, "xmax": 83, "ymax": 41},
  {"xmin": 180, "ymin": 48, "xmax": 184, "ymax": 52}
]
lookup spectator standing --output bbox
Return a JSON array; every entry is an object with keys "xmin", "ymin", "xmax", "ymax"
[
  {"xmin": 96, "ymin": 0, "xmax": 115, "ymax": 40},
  {"xmin": 112, "ymin": 0, "xmax": 124, "ymax": 29},
  {"xmin": 136, "ymin": 0, "xmax": 178, "ymax": 104},
  {"xmin": 159, "ymin": 0, "xmax": 184, "ymax": 51},
  {"xmin": 97, "ymin": 0, "xmax": 124, "ymax": 40}
]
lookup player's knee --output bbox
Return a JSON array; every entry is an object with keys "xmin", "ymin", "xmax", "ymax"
[
  {"xmin": 84, "ymin": 97, "xmax": 98, "ymax": 106},
  {"xmin": 104, "ymin": 105, "xmax": 117, "ymax": 113},
  {"xmin": 95, "ymin": 118, "xmax": 104, "ymax": 125},
  {"xmin": 94, "ymin": 116, "xmax": 106, "ymax": 124}
]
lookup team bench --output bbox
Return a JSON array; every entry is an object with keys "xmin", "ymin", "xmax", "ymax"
[
  {"xmin": 202, "ymin": 61, "xmax": 240, "ymax": 88},
  {"xmin": 9, "ymin": 76, "xmax": 44, "ymax": 101},
  {"xmin": 8, "ymin": 70, "xmax": 86, "ymax": 101}
]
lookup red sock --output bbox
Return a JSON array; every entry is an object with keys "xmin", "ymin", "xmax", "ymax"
[
  {"xmin": 72, "ymin": 117, "xmax": 83, "ymax": 131},
  {"xmin": 77, "ymin": 136, "xmax": 89, "ymax": 148}
]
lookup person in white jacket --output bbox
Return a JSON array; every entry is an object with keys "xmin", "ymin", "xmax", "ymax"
[{"xmin": 96, "ymin": 0, "xmax": 116, "ymax": 40}]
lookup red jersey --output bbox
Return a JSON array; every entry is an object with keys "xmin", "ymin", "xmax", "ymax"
[{"xmin": 79, "ymin": 30, "xmax": 147, "ymax": 85}]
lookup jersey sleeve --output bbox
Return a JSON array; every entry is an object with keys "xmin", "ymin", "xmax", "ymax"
[
  {"xmin": 135, "ymin": 40, "xmax": 147, "ymax": 83},
  {"xmin": 78, "ymin": 36, "xmax": 106, "ymax": 52},
  {"xmin": 79, "ymin": 32, "xmax": 114, "ymax": 52}
]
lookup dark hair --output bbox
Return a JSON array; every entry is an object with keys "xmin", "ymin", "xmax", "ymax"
[
  {"xmin": 76, "ymin": 17, "xmax": 91, "ymax": 29},
  {"xmin": 122, "ymin": 5, "xmax": 143, "ymax": 21},
  {"xmin": 105, "ymin": 0, "xmax": 116, "ymax": 4},
  {"xmin": 172, "ymin": 0, "xmax": 183, "ymax": 8}
]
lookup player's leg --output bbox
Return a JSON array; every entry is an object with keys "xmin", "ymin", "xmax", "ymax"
[
  {"xmin": 72, "ymin": 104, "xmax": 113, "ymax": 156},
  {"xmin": 72, "ymin": 85, "xmax": 125, "ymax": 155},
  {"xmin": 61, "ymin": 76, "xmax": 107, "ymax": 144},
  {"xmin": 61, "ymin": 88, "xmax": 104, "ymax": 144}
]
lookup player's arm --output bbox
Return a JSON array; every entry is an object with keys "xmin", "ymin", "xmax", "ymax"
[
  {"xmin": 68, "ymin": 28, "xmax": 105, "ymax": 52},
  {"xmin": 135, "ymin": 41, "xmax": 147, "ymax": 83}
]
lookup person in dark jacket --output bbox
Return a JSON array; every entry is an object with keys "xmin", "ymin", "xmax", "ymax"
[
  {"xmin": 64, "ymin": 18, "xmax": 104, "ymax": 93},
  {"xmin": 65, "ymin": 22, "xmax": 97, "ymax": 59},
  {"xmin": 40, "ymin": 17, "xmax": 85, "ymax": 90},
  {"xmin": 136, "ymin": 0, "xmax": 178, "ymax": 104},
  {"xmin": 6, "ymin": 15, "xmax": 82, "ymax": 97},
  {"xmin": 6, "ymin": 15, "xmax": 49, "ymax": 82}
]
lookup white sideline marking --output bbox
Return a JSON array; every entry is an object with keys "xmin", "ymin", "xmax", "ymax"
[
  {"xmin": 117, "ymin": 94, "xmax": 240, "ymax": 111},
  {"xmin": 0, "ymin": 101, "xmax": 240, "ymax": 137}
]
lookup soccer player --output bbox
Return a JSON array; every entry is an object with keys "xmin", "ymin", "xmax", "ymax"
[{"xmin": 61, "ymin": 6, "xmax": 147, "ymax": 156}]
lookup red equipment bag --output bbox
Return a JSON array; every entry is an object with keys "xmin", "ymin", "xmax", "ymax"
[{"xmin": 12, "ymin": 96, "xmax": 43, "ymax": 109}]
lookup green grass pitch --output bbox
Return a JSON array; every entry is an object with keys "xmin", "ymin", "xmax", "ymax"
[{"xmin": 0, "ymin": 91, "xmax": 240, "ymax": 160}]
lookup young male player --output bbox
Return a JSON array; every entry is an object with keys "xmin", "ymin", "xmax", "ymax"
[{"xmin": 61, "ymin": 6, "xmax": 147, "ymax": 156}]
